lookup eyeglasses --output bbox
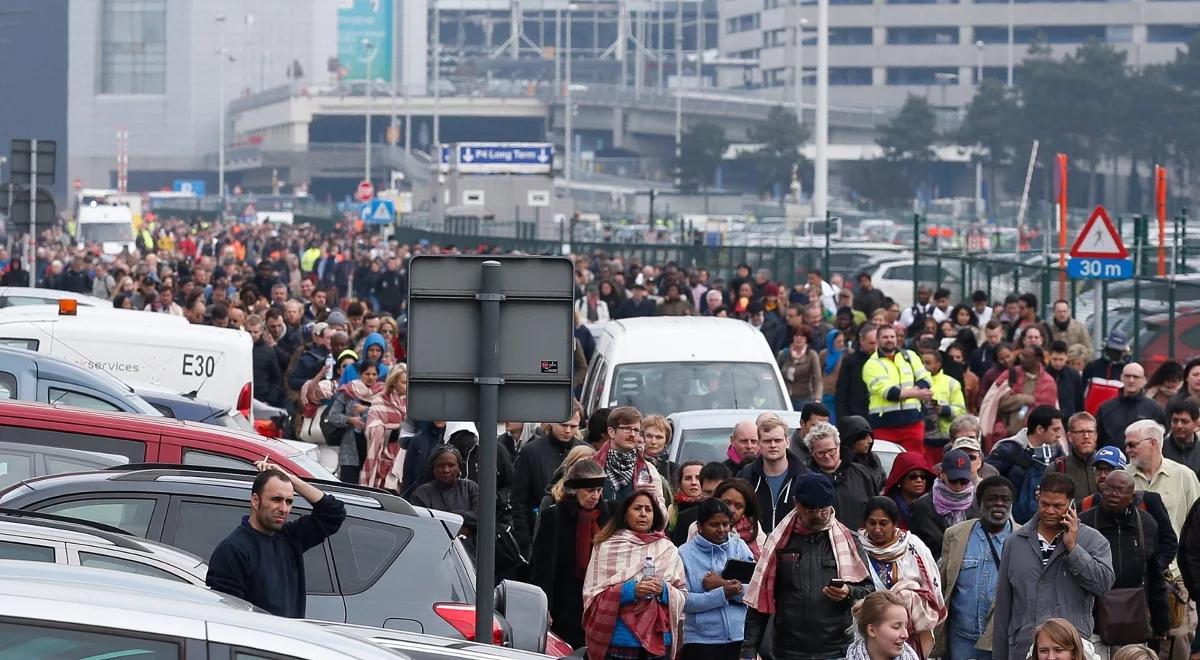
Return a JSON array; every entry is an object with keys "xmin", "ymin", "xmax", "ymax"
[
  {"xmin": 1125, "ymin": 439, "xmax": 1145, "ymax": 451},
  {"xmin": 615, "ymin": 425, "xmax": 643, "ymax": 436},
  {"xmin": 812, "ymin": 448, "xmax": 839, "ymax": 458},
  {"xmin": 948, "ymin": 478, "xmax": 971, "ymax": 488},
  {"xmin": 906, "ymin": 473, "xmax": 929, "ymax": 481}
]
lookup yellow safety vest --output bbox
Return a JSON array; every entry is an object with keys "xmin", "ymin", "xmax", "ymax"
[
  {"xmin": 862, "ymin": 349, "xmax": 931, "ymax": 425},
  {"xmin": 928, "ymin": 370, "xmax": 966, "ymax": 437}
]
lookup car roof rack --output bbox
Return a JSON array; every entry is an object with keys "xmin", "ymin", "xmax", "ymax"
[
  {"xmin": 105, "ymin": 463, "xmax": 417, "ymax": 516},
  {"xmin": 0, "ymin": 507, "xmax": 145, "ymax": 552}
]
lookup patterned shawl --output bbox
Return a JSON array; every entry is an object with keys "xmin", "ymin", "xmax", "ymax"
[
  {"xmin": 359, "ymin": 389, "xmax": 407, "ymax": 490},
  {"xmin": 744, "ymin": 508, "xmax": 869, "ymax": 615},
  {"xmin": 582, "ymin": 529, "xmax": 687, "ymax": 660}
]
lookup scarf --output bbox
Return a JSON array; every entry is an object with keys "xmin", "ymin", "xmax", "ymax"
[
  {"xmin": 576, "ymin": 506, "xmax": 602, "ymax": 581},
  {"xmin": 726, "ymin": 444, "xmax": 745, "ymax": 467},
  {"xmin": 735, "ymin": 515, "xmax": 761, "ymax": 559},
  {"xmin": 858, "ymin": 529, "xmax": 947, "ymax": 653},
  {"xmin": 339, "ymin": 378, "xmax": 382, "ymax": 404},
  {"xmin": 845, "ymin": 639, "xmax": 921, "ymax": 660},
  {"xmin": 744, "ymin": 508, "xmax": 869, "ymax": 615},
  {"xmin": 599, "ymin": 444, "xmax": 639, "ymax": 494},
  {"xmin": 931, "ymin": 478, "xmax": 975, "ymax": 526},
  {"xmin": 582, "ymin": 530, "xmax": 686, "ymax": 660},
  {"xmin": 673, "ymin": 490, "xmax": 701, "ymax": 507},
  {"xmin": 824, "ymin": 328, "xmax": 844, "ymax": 374},
  {"xmin": 360, "ymin": 389, "xmax": 407, "ymax": 490},
  {"xmin": 859, "ymin": 529, "xmax": 913, "ymax": 565},
  {"xmin": 889, "ymin": 491, "xmax": 916, "ymax": 529}
]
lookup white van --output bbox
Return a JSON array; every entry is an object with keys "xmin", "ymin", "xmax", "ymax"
[
  {"xmin": 0, "ymin": 305, "xmax": 254, "ymax": 420},
  {"xmin": 580, "ymin": 317, "xmax": 791, "ymax": 417}
]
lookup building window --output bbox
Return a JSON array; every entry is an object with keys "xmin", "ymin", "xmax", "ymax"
[
  {"xmin": 973, "ymin": 65, "xmax": 1018, "ymax": 84},
  {"xmin": 887, "ymin": 27, "xmax": 960, "ymax": 45},
  {"xmin": 829, "ymin": 27, "xmax": 873, "ymax": 45},
  {"xmin": 973, "ymin": 25, "xmax": 1105, "ymax": 44},
  {"xmin": 889, "ymin": 0, "xmax": 960, "ymax": 4},
  {"xmin": 830, "ymin": 67, "xmax": 873, "ymax": 85},
  {"xmin": 99, "ymin": 0, "xmax": 167, "ymax": 94},
  {"xmin": 725, "ymin": 13, "xmax": 760, "ymax": 34},
  {"xmin": 886, "ymin": 66, "xmax": 959, "ymax": 85},
  {"xmin": 764, "ymin": 28, "xmax": 788, "ymax": 47},
  {"xmin": 1147, "ymin": 24, "xmax": 1200, "ymax": 42}
]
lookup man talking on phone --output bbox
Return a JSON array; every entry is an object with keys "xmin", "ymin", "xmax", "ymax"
[
  {"xmin": 992, "ymin": 472, "xmax": 1114, "ymax": 660},
  {"xmin": 207, "ymin": 460, "xmax": 346, "ymax": 618},
  {"xmin": 742, "ymin": 473, "xmax": 874, "ymax": 659}
]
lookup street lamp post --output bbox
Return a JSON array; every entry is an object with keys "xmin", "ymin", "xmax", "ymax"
[
  {"xmin": 1006, "ymin": 0, "xmax": 1014, "ymax": 87},
  {"xmin": 216, "ymin": 12, "xmax": 227, "ymax": 206},
  {"xmin": 813, "ymin": 0, "xmax": 829, "ymax": 223},
  {"xmin": 976, "ymin": 40, "xmax": 984, "ymax": 84},
  {"xmin": 565, "ymin": 4, "xmax": 575, "ymax": 188},
  {"xmin": 794, "ymin": 17, "xmax": 809, "ymax": 124},
  {"xmin": 363, "ymin": 38, "xmax": 375, "ymax": 186}
]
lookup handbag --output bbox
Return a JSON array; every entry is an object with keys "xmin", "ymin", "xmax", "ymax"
[
  {"xmin": 1096, "ymin": 510, "xmax": 1153, "ymax": 646},
  {"xmin": 298, "ymin": 404, "xmax": 329, "ymax": 444}
]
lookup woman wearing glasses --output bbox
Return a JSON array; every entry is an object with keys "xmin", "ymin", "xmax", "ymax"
[{"xmin": 909, "ymin": 449, "xmax": 979, "ymax": 560}]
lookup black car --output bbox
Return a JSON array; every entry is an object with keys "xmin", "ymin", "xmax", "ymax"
[{"xmin": 0, "ymin": 464, "xmax": 552, "ymax": 652}]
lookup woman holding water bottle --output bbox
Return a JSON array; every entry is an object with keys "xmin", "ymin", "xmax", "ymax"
[{"xmin": 583, "ymin": 489, "xmax": 687, "ymax": 660}]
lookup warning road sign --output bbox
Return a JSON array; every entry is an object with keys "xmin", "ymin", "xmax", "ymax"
[
  {"xmin": 359, "ymin": 199, "xmax": 395, "ymax": 225},
  {"xmin": 1070, "ymin": 206, "xmax": 1128, "ymax": 259}
]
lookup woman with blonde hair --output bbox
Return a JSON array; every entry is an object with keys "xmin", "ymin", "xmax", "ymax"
[
  {"xmin": 1110, "ymin": 646, "xmax": 1157, "ymax": 660},
  {"xmin": 360, "ymin": 364, "xmax": 408, "ymax": 491},
  {"xmin": 541, "ymin": 444, "xmax": 598, "ymax": 510},
  {"xmin": 1027, "ymin": 618, "xmax": 1099, "ymax": 660},
  {"xmin": 845, "ymin": 590, "xmax": 921, "ymax": 660}
]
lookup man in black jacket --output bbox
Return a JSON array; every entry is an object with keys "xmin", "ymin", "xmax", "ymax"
[
  {"xmin": 834, "ymin": 323, "xmax": 877, "ymax": 423},
  {"xmin": 246, "ymin": 315, "xmax": 286, "ymax": 408},
  {"xmin": 737, "ymin": 417, "xmax": 810, "ymax": 533},
  {"xmin": 612, "ymin": 283, "xmax": 656, "ymax": 319},
  {"xmin": 741, "ymin": 473, "xmax": 874, "ymax": 660},
  {"xmin": 285, "ymin": 323, "xmax": 331, "ymax": 397},
  {"xmin": 371, "ymin": 256, "xmax": 407, "ymax": 317},
  {"xmin": 207, "ymin": 462, "xmax": 346, "ymax": 618},
  {"xmin": 1096, "ymin": 362, "xmax": 1165, "ymax": 449},
  {"xmin": 510, "ymin": 409, "xmax": 586, "ymax": 550},
  {"xmin": 1164, "ymin": 398, "xmax": 1200, "ymax": 478},
  {"xmin": 1079, "ymin": 470, "xmax": 1171, "ymax": 642},
  {"xmin": 804, "ymin": 420, "xmax": 882, "ymax": 532},
  {"xmin": 1047, "ymin": 340, "xmax": 1084, "ymax": 419},
  {"xmin": 1082, "ymin": 447, "xmax": 1178, "ymax": 571}
]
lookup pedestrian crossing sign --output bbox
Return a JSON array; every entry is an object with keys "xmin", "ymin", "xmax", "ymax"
[
  {"xmin": 1069, "ymin": 206, "xmax": 1128, "ymax": 259},
  {"xmin": 359, "ymin": 199, "xmax": 396, "ymax": 225}
]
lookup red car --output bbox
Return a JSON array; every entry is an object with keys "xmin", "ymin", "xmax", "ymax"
[
  {"xmin": 0, "ymin": 400, "xmax": 331, "ymax": 478},
  {"xmin": 1136, "ymin": 310, "xmax": 1200, "ymax": 375}
]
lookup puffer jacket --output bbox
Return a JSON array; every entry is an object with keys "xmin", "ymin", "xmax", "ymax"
[{"xmin": 679, "ymin": 532, "xmax": 755, "ymax": 645}]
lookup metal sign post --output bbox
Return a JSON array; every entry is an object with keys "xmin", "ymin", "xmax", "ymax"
[
  {"xmin": 407, "ymin": 255, "xmax": 574, "ymax": 646},
  {"xmin": 28, "ymin": 140, "xmax": 36, "ymax": 282}
]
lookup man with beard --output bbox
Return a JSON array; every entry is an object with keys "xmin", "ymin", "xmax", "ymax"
[
  {"xmin": 1063, "ymin": 412, "xmax": 1100, "ymax": 502},
  {"xmin": 936, "ymin": 475, "xmax": 1016, "ymax": 660},
  {"xmin": 206, "ymin": 461, "xmax": 346, "ymax": 618},
  {"xmin": 862, "ymin": 324, "xmax": 933, "ymax": 455}
]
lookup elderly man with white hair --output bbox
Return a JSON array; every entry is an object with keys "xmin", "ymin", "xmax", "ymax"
[
  {"xmin": 1126, "ymin": 418, "xmax": 1200, "ymax": 538},
  {"xmin": 701, "ymin": 288, "xmax": 724, "ymax": 316},
  {"xmin": 803, "ymin": 421, "xmax": 881, "ymax": 530}
]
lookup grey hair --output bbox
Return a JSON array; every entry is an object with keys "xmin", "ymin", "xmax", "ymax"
[
  {"xmin": 948, "ymin": 414, "xmax": 982, "ymax": 440},
  {"xmin": 803, "ymin": 421, "xmax": 839, "ymax": 450},
  {"xmin": 1126, "ymin": 419, "xmax": 1164, "ymax": 445}
]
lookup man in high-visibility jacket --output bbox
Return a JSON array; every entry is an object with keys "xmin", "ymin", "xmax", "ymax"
[
  {"xmin": 920, "ymin": 349, "xmax": 966, "ymax": 463},
  {"xmin": 862, "ymin": 324, "xmax": 933, "ymax": 455}
]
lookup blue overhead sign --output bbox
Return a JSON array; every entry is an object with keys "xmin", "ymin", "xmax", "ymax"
[
  {"xmin": 172, "ymin": 179, "xmax": 205, "ymax": 197},
  {"xmin": 337, "ymin": 0, "xmax": 392, "ymax": 82},
  {"xmin": 1067, "ymin": 257, "xmax": 1133, "ymax": 280},
  {"xmin": 455, "ymin": 142, "xmax": 553, "ymax": 174},
  {"xmin": 359, "ymin": 199, "xmax": 396, "ymax": 225}
]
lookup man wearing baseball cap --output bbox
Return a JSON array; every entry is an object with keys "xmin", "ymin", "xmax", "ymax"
[
  {"xmin": 911, "ymin": 449, "xmax": 979, "ymax": 559},
  {"xmin": 1079, "ymin": 446, "xmax": 1177, "ymax": 572},
  {"xmin": 742, "ymin": 473, "xmax": 873, "ymax": 660},
  {"xmin": 950, "ymin": 434, "xmax": 1000, "ymax": 482}
]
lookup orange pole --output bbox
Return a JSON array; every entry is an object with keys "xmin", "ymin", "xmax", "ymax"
[
  {"xmin": 1057, "ymin": 153, "xmax": 1068, "ymax": 299},
  {"xmin": 1156, "ymin": 165, "xmax": 1167, "ymax": 277}
]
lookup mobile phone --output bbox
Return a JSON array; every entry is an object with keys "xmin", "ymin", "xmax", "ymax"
[{"xmin": 828, "ymin": 578, "xmax": 846, "ymax": 588}]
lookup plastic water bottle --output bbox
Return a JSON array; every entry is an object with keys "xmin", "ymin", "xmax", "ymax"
[
  {"xmin": 641, "ymin": 556, "xmax": 656, "ymax": 582},
  {"xmin": 324, "ymin": 354, "xmax": 335, "ymax": 381}
]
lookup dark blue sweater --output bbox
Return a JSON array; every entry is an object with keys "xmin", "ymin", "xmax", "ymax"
[{"xmin": 206, "ymin": 494, "xmax": 346, "ymax": 617}]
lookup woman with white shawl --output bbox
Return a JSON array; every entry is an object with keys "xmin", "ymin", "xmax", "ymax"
[
  {"xmin": 582, "ymin": 489, "xmax": 687, "ymax": 660},
  {"xmin": 858, "ymin": 496, "xmax": 946, "ymax": 659}
]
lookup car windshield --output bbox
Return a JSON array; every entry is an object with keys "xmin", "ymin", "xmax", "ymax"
[
  {"xmin": 678, "ymin": 428, "xmax": 739, "ymax": 465},
  {"xmin": 609, "ymin": 362, "xmax": 786, "ymax": 415},
  {"xmin": 79, "ymin": 223, "xmax": 132, "ymax": 243}
]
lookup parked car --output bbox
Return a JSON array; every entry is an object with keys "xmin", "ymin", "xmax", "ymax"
[
  {"xmin": 666, "ymin": 408, "xmax": 905, "ymax": 477},
  {"xmin": 0, "ymin": 440, "xmax": 127, "ymax": 490},
  {"xmin": 0, "ymin": 399, "xmax": 333, "ymax": 479},
  {"xmin": 863, "ymin": 259, "xmax": 962, "ymax": 309},
  {"xmin": 314, "ymin": 621, "xmax": 563, "ymax": 660},
  {"xmin": 1136, "ymin": 310, "xmax": 1200, "ymax": 375},
  {"xmin": 0, "ymin": 345, "xmax": 161, "ymax": 415},
  {"xmin": 0, "ymin": 508, "xmax": 207, "ymax": 584},
  {"xmin": 0, "ymin": 464, "xmax": 554, "ymax": 653},
  {"xmin": 0, "ymin": 561, "xmax": 401, "ymax": 659}
]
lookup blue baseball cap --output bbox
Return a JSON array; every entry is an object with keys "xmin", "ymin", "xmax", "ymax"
[{"xmin": 1093, "ymin": 446, "xmax": 1127, "ymax": 469}]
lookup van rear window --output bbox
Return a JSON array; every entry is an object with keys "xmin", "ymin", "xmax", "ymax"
[{"xmin": 609, "ymin": 362, "xmax": 787, "ymax": 416}]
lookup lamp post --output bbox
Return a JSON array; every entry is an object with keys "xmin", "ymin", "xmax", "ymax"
[
  {"xmin": 216, "ymin": 12, "xmax": 227, "ymax": 206},
  {"xmin": 976, "ymin": 40, "xmax": 984, "ymax": 84},
  {"xmin": 813, "ymin": 0, "xmax": 829, "ymax": 223},
  {"xmin": 1006, "ymin": 0, "xmax": 1014, "ymax": 87},
  {"xmin": 565, "ymin": 3, "xmax": 576, "ymax": 189},
  {"xmin": 362, "ymin": 38, "xmax": 375, "ymax": 186},
  {"xmin": 794, "ymin": 17, "xmax": 809, "ymax": 124}
]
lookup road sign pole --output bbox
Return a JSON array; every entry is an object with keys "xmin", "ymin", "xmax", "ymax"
[
  {"xmin": 1092, "ymin": 280, "xmax": 1102, "ymax": 358},
  {"xmin": 474, "ymin": 260, "xmax": 502, "ymax": 645},
  {"xmin": 28, "ymin": 140, "xmax": 37, "ymax": 286}
]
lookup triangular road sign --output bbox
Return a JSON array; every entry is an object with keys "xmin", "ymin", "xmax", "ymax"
[
  {"xmin": 1070, "ymin": 206, "xmax": 1128, "ymax": 259},
  {"xmin": 370, "ymin": 202, "xmax": 393, "ymax": 222}
]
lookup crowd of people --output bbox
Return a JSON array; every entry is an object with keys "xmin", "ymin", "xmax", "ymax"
[{"xmin": 17, "ymin": 217, "xmax": 1200, "ymax": 659}]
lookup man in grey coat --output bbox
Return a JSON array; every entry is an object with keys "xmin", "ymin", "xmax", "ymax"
[{"xmin": 993, "ymin": 471, "xmax": 1114, "ymax": 660}]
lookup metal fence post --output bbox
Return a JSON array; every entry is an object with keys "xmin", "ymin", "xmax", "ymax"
[
  {"xmin": 823, "ymin": 210, "xmax": 831, "ymax": 277},
  {"xmin": 1183, "ymin": 208, "xmax": 1190, "ymax": 271},
  {"xmin": 1169, "ymin": 280, "xmax": 1177, "ymax": 360},
  {"xmin": 912, "ymin": 214, "xmax": 920, "ymax": 307}
]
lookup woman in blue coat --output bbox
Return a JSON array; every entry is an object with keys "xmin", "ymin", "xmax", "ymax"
[{"xmin": 678, "ymin": 498, "xmax": 755, "ymax": 660}]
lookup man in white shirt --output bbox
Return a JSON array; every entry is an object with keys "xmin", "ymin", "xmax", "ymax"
[{"xmin": 1126, "ymin": 418, "xmax": 1200, "ymax": 537}]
